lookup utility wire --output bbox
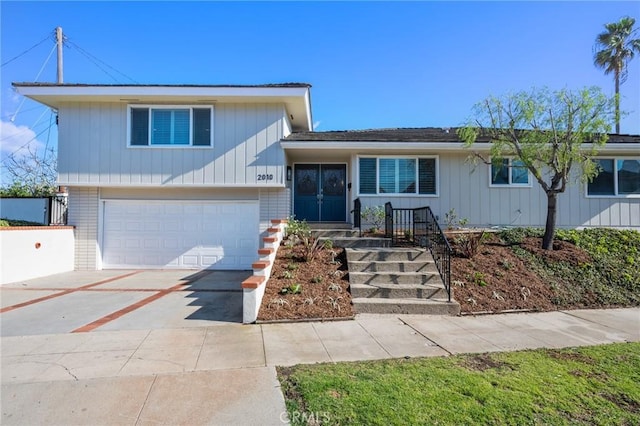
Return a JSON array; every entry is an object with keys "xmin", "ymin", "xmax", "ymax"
[
  {"xmin": 10, "ymin": 43, "xmax": 58, "ymax": 122},
  {"xmin": 66, "ymin": 38, "xmax": 138, "ymax": 83},
  {"xmin": 1, "ymin": 34, "xmax": 52, "ymax": 67},
  {"xmin": 2, "ymin": 123, "xmax": 55, "ymax": 162}
]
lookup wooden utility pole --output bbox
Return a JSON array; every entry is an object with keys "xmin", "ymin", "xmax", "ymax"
[{"xmin": 56, "ymin": 26, "xmax": 63, "ymax": 84}]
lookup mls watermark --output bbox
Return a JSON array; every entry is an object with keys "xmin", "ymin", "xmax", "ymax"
[{"xmin": 280, "ymin": 410, "xmax": 331, "ymax": 424}]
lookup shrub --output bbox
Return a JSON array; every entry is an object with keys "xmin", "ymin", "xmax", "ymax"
[
  {"xmin": 454, "ymin": 231, "xmax": 489, "ymax": 258},
  {"xmin": 362, "ymin": 206, "xmax": 385, "ymax": 232}
]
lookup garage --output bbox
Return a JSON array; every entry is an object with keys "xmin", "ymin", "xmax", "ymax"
[{"xmin": 101, "ymin": 200, "xmax": 259, "ymax": 270}]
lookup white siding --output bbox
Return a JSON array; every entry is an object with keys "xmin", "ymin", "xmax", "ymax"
[
  {"xmin": 68, "ymin": 187, "xmax": 99, "ymax": 270},
  {"xmin": 259, "ymin": 188, "xmax": 290, "ymax": 234},
  {"xmin": 57, "ymin": 102, "xmax": 286, "ymax": 187},
  {"xmin": 352, "ymin": 153, "xmax": 640, "ymax": 229}
]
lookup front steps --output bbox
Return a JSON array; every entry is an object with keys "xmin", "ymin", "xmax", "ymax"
[
  {"xmin": 311, "ymin": 227, "xmax": 391, "ymax": 248},
  {"xmin": 346, "ymin": 247, "xmax": 460, "ymax": 315}
]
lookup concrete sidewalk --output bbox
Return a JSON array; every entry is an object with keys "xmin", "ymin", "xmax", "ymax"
[{"xmin": 2, "ymin": 308, "xmax": 639, "ymax": 425}]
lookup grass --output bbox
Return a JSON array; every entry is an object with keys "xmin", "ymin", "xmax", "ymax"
[{"xmin": 278, "ymin": 342, "xmax": 640, "ymax": 425}]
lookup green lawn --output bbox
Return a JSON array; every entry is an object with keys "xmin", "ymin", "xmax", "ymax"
[{"xmin": 278, "ymin": 342, "xmax": 640, "ymax": 425}]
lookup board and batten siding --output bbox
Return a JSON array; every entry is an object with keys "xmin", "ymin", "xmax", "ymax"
[
  {"xmin": 353, "ymin": 153, "xmax": 639, "ymax": 229},
  {"xmin": 57, "ymin": 102, "xmax": 287, "ymax": 187}
]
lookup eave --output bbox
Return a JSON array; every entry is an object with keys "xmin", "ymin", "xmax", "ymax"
[{"xmin": 12, "ymin": 83, "xmax": 313, "ymax": 132}]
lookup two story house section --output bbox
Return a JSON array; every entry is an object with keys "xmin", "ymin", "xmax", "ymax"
[{"xmin": 14, "ymin": 83, "xmax": 312, "ymax": 270}]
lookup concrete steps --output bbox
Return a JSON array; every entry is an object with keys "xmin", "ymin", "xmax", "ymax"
[
  {"xmin": 311, "ymin": 229, "xmax": 391, "ymax": 248},
  {"xmin": 345, "ymin": 247, "xmax": 460, "ymax": 316}
]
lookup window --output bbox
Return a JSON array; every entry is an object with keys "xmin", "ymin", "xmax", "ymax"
[
  {"xmin": 358, "ymin": 157, "xmax": 437, "ymax": 195},
  {"xmin": 490, "ymin": 158, "xmax": 530, "ymax": 186},
  {"xmin": 587, "ymin": 158, "xmax": 640, "ymax": 196},
  {"xmin": 128, "ymin": 106, "xmax": 212, "ymax": 147}
]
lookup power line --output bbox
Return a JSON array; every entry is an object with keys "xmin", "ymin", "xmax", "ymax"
[
  {"xmin": 10, "ymin": 44, "xmax": 58, "ymax": 122},
  {"xmin": 1, "ymin": 34, "xmax": 53, "ymax": 67},
  {"xmin": 66, "ymin": 38, "xmax": 138, "ymax": 84},
  {"xmin": 2, "ymin": 123, "xmax": 55, "ymax": 161}
]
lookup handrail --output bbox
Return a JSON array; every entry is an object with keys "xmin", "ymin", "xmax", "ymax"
[
  {"xmin": 351, "ymin": 198, "xmax": 362, "ymax": 237},
  {"xmin": 385, "ymin": 202, "xmax": 452, "ymax": 302}
]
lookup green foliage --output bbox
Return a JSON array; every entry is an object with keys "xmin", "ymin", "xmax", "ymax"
[
  {"xmin": 285, "ymin": 263, "xmax": 299, "ymax": 271},
  {"xmin": 458, "ymin": 87, "xmax": 616, "ymax": 249},
  {"xmin": 281, "ymin": 270, "xmax": 295, "ymax": 280},
  {"xmin": 0, "ymin": 181, "xmax": 56, "ymax": 197},
  {"xmin": 279, "ymin": 343, "xmax": 640, "ymax": 426},
  {"xmin": 472, "ymin": 271, "xmax": 488, "ymax": 287},
  {"xmin": 286, "ymin": 217, "xmax": 311, "ymax": 241},
  {"xmin": 362, "ymin": 206, "xmax": 385, "ymax": 231},
  {"xmin": 505, "ymin": 227, "xmax": 640, "ymax": 307},
  {"xmin": 280, "ymin": 283, "xmax": 302, "ymax": 295},
  {"xmin": 444, "ymin": 208, "xmax": 468, "ymax": 230},
  {"xmin": 454, "ymin": 231, "xmax": 489, "ymax": 258},
  {"xmin": 311, "ymin": 276, "xmax": 323, "ymax": 284},
  {"xmin": 0, "ymin": 218, "xmax": 45, "ymax": 227}
]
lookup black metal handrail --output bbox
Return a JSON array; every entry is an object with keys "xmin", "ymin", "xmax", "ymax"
[
  {"xmin": 351, "ymin": 198, "xmax": 362, "ymax": 237},
  {"xmin": 49, "ymin": 194, "xmax": 68, "ymax": 225},
  {"xmin": 385, "ymin": 202, "xmax": 452, "ymax": 301}
]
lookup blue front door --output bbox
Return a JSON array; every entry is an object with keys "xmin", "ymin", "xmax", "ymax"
[{"xmin": 293, "ymin": 164, "xmax": 346, "ymax": 222}]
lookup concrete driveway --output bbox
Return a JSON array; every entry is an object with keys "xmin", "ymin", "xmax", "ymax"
[
  {"xmin": 0, "ymin": 270, "xmax": 249, "ymax": 336},
  {"xmin": 1, "ymin": 271, "xmax": 638, "ymax": 425}
]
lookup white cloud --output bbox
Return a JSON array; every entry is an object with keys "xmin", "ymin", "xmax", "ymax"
[
  {"xmin": 313, "ymin": 120, "xmax": 321, "ymax": 130},
  {"xmin": 0, "ymin": 120, "xmax": 42, "ymax": 156}
]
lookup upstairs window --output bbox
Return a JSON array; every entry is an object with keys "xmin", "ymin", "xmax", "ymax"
[
  {"xmin": 129, "ymin": 106, "xmax": 212, "ymax": 147},
  {"xmin": 358, "ymin": 156, "xmax": 437, "ymax": 195},
  {"xmin": 490, "ymin": 158, "xmax": 530, "ymax": 186},
  {"xmin": 587, "ymin": 158, "xmax": 640, "ymax": 196}
]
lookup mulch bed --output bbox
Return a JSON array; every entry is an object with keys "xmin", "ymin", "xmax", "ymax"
[{"xmin": 256, "ymin": 244, "xmax": 354, "ymax": 321}]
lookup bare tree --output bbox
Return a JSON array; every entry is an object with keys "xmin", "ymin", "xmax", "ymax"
[{"xmin": 2, "ymin": 145, "xmax": 57, "ymax": 196}]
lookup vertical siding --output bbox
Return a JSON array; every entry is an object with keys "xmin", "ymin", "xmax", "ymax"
[
  {"xmin": 68, "ymin": 187, "xmax": 99, "ymax": 270},
  {"xmin": 352, "ymin": 152, "xmax": 639, "ymax": 229},
  {"xmin": 57, "ymin": 102, "xmax": 287, "ymax": 187}
]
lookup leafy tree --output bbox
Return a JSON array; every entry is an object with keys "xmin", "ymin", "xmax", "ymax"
[
  {"xmin": 593, "ymin": 16, "xmax": 640, "ymax": 134},
  {"xmin": 458, "ymin": 87, "xmax": 615, "ymax": 250}
]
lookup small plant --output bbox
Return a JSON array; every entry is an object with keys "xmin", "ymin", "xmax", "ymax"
[
  {"xmin": 492, "ymin": 291, "xmax": 505, "ymax": 301},
  {"xmin": 311, "ymin": 276, "xmax": 323, "ymax": 284},
  {"xmin": 327, "ymin": 282, "xmax": 342, "ymax": 292},
  {"xmin": 521, "ymin": 287, "xmax": 532, "ymax": 301},
  {"xmin": 404, "ymin": 229, "xmax": 413, "ymax": 241},
  {"xmin": 329, "ymin": 250, "xmax": 340, "ymax": 264},
  {"xmin": 467, "ymin": 297, "xmax": 478, "ymax": 307},
  {"xmin": 323, "ymin": 239, "xmax": 334, "ymax": 250},
  {"xmin": 472, "ymin": 271, "xmax": 488, "ymax": 287},
  {"xmin": 268, "ymin": 298, "xmax": 290, "ymax": 309},
  {"xmin": 444, "ymin": 208, "xmax": 469, "ymax": 229},
  {"xmin": 362, "ymin": 206, "xmax": 385, "ymax": 232},
  {"xmin": 303, "ymin": 297, "xmax": 317, "ymax": 305},
  {"xmin": 455, "ymin": 231, "xmax": 489, "ymax": 258},
  {"xmin": 280, "ymin": 283, "xmax": 302, "ymax": 295},
  {"xmin": 326, "ymin": 296, "xmax": 343, "ymax": 311},
  {"xmin": 281, "ymin": 270, "xmax": 295, "ymax": 279},
  {"xmin": 286, "ymin": 263, "xmax": 299, "ymax": 271},
  {"xmin": 285, "ymin": 216, "xmax": 312, "ymax": 241},
  {"xmin": 452, "ymin": 280, "xmax": 466, "ymax": 288},
  {"xmin": 302, "ymin": 237, "xmax": 324, "ymax": 262},
  {"xmin": 498, "ymin": 259, "xmax": 513, "ymax": 270}
]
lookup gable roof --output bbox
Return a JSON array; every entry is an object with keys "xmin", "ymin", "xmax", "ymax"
[{"xmin": 285, "ymin": 127, "xmax": 640, "ymax": 143}]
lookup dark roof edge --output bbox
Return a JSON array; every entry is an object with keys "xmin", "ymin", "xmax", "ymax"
[{"xmin": 11, "ymin": 82, "xmax": 312, "ymax": 88}]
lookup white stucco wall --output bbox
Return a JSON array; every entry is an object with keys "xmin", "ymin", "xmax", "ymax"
[{"xmin": 0, "ymin": 227, "xmax": 75, "ymax": 284}]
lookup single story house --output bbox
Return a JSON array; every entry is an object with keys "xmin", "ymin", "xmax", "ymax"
[{"xmin": 13, "ymin": 83, "xmax": 640, "ymax": 272}]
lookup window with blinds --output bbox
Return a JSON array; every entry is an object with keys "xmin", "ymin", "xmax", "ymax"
[
  {"xmin": 358, "ymin": 157, "xmax": 437, "ymax": 195},
  {"xmin": 129, "ymin": 106, "xmax": 212, "ymax": 146}
]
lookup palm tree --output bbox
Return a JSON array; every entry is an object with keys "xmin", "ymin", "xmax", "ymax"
[{"xmin": 593, "ymin": 16, "xmax": 640, "ymax": 134}]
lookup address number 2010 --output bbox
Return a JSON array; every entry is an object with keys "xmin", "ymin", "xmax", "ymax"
[{"xmin": 257, "ymin": 174, "xmax": 274, "ymax": 181}]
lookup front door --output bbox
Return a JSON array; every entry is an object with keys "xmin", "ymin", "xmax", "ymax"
[{"xmin": 293, "ymin": 164, "xmax": 346, "ymax": 222}]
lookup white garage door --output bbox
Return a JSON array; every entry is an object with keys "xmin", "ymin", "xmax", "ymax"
[{"xmin": 102, "ymin": 200, "xmax": 259, "ymax": 270}]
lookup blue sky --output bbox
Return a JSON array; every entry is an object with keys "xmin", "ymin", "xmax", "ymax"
[{"xmin": 1, "ymin": 1, "xmax": 639, "ymax": 181}]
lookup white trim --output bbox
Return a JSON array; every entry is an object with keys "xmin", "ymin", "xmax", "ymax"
[
  {"xmin": 126, "ymin": 104, "xmax": 214, "ymax": 148},
  {"xmin": 488, "ymin": 157, "xmax": 532, "ymax": 188},
  {"xmin": 356, "ymin": 155, "xmax": 439, "ymax": 197},
  {"xmin": 585, "ymin": 157, "xmax": 640, "ymax": 198},
  {"xmin": 58, "ymin": 183, "xmax": 286, "ymax": 188}
]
